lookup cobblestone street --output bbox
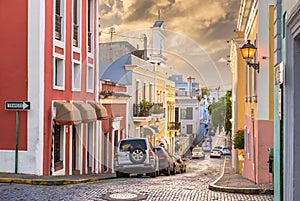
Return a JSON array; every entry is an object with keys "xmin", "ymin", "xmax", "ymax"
[{"xmin": 0, "ymin": 154, "xmax": 274, "ymax": 201}]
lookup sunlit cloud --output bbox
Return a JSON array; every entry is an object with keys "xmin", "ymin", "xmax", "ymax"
[{"xmin": 99, "ymin": 0, "xmax": 240, "ymax": 90}]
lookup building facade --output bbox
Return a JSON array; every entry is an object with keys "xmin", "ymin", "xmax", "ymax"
[
  {"xmin": 98, "ymin": 81, "xmax": 128, "ymax": 173},
  {"xmin": 232, "ymin": 0, "xmax": 274, "ymax": 184},
  {"xmin": 274, "ymin": 0, "xmax": 300, "ymax": 200},
  {"xmin": 0, "ymin": 0, "xmax": 105, "ymax": 176}
]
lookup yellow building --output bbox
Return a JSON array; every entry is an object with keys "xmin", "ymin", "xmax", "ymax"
[{"xmin": 231, "ymin": 0, "xmax": 274, "ymax": 184}]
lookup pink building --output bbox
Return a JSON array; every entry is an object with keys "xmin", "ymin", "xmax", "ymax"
[{"xmin": 0, "ymin": 0, "xmax": 107, "ymax": 176}]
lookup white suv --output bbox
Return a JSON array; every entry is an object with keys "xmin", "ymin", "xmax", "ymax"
[{"xmin": 114, "ymin": 138, "xmax": 159, "ymax": 178}]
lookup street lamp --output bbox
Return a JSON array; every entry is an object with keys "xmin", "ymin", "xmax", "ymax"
[{"xmin": 240, "ymin": 40, "xmax": 260, "ymax": 73}]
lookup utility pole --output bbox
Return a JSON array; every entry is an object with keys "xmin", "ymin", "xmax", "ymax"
[
  {"xmin": 187, "ymin": 76, "xmax": 195, "ymax": 98},
  {"xmin": 109, "ymin": 27, "xmax": 116, "ymax": 62}
]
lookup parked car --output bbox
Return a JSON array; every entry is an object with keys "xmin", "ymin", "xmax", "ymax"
[
  {"xmin": 172, "ymin": 156, "xmax": 182, "ymax": 174},
  {"xmin": 214, "ymin": 146, "xmax": 231, "ymax": 155},
  {"xmin": 202, "ymin": 141, "xmax": 212, "ymax": 152},
  {"xmin": 210, "ymin": 148, "xmax": 222, "ymax": 158},
  {"xmin": 153, "ymin": 146, "xmax": 174, "ymax": 176},
  {"xmin": 114, "ymin": 138, "xmax": 159, "ymax": 178},
  {"xmin": 174, "ymin": 155, "xmax": 187, "ymax": 173},
  {"xmin": 192, "ymin": 147, "xmax": 205, "ymax": 159}
]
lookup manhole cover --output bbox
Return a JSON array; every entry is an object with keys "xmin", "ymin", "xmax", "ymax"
[{"xmin": 102, "ymin": 192, "xmax": 147, "ymax": 201}]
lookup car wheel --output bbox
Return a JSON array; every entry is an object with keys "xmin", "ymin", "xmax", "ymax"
[
  {"xmin": 171, "ymin": 165, "xmax": 176, "ymax": 175},
  {"xmin": 116, "ymin": 171, "xmax": 123, "ymax": 178},
  {"xmin": 129, "ymin": 147, "xmax": 146, "ymax": 164},
  {"xmin": 165, "ymin": 167, "xmax": 171, "ymax": 176},
  {"xmin": 150, "ymin": 171, "xmax": 156, "ymax": 178}
]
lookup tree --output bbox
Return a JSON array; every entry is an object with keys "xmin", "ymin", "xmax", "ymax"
[
  {"xmin": 224, "ymin": 90, "xmax": 232, "ymax": 135},
  {"xmin": 208, "ymin": 90, "xmax": 232, "ymax": 134},
  {"xmin": 233, "ymin": 130, "xmax": 244, "ymax": 149}
]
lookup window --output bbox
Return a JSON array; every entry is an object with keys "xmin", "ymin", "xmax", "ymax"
[
  {"xmin": 282, "ymin": 12, "xmax": 286, "ymax": 39},
  {"xmin": 186, "ymin": 125, "xmax": 193, "ymax": 134},
  {"xmin": 135, "ymin": 81, "xmax": 139, "ymax": 104},
  {"xmin": 73, "ymin": 0, "xmax": 80, "ymax": 47},
  {"xmin": 87, "ymin": 65, "xmax": 94, "ymax": 92},
  {"xmin": 180, "ymin": 107, "xmax": 193, "ymax": 120},
  {"xmin": 73, "ymin": 62, "xmax": 81, "ymax": 90},
  {"xmin": 87, "ymin": 0, "xmax": 94, "ymax": 52},
  {"xmin": 247, "ymin": 128, "xmax": 250, "ymax": 160},
  {"xmin": 149, "ymin": 84, "xmax": 153, "ymax": 102},
  {"xmin": 54, "ymin": 57, "xmax": 65, "ymax": 89},
  {"xmin": 55, "ymin": 0, "xmax": 65, "ymax": 41},
  {"xmin": 253, "ymin": 39, "xmax": 257, "ymax": 102},
  {"xmin": 143, "ymin": 83, "xmax": 146, "ymax": 100},
  {"xmin": 53, "ymin": 123, "xmax": 64, "ymax": 171}
]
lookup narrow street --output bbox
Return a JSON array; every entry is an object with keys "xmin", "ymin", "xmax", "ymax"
[{"xmin": 0, "ymin": 135, "xmax": 274, "ymax": 201}]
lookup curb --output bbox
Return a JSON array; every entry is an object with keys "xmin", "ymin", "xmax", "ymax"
[
  {"xmin": 208, "ymin": 158, "xmax": 273, "ymax": 195},
  {"xmin": 0, "ymin": 176, "xmax": 116, "ymax": 186}
]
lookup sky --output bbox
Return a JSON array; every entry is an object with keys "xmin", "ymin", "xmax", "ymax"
[{"xmin": 99, "ymin": 0, "xmax": 241, "ymax": 91}]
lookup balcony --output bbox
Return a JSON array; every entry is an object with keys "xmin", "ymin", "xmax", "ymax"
[
  {"xmin": 73, "ymin": 24, "xmax": 79, "ymax": 47},
  {"xmin": 133, "ymin": 103, "xmax": 151, "ymax": 117},
  {"xmin": 133, "ymin": 102, "xmax": 164, "ymax": 117},
  {"xmin": 88, "ymin": 32, "xmax": 92, "ymax": 52},
  {"xmin": 168, "ymin": 122, "xmax": 181, "ymax": 131},
  {"xmin": 55, "ymin": 14, "xmax": 62, "ymax": 40}
]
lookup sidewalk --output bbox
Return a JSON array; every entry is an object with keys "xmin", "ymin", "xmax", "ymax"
[
  {"xmin": 209, "ymin": 157, "xmax": 274, "ymax": 194},
  {"xmin": 0, "ymin": 172, "xmax": 116, "ymax": 185}
]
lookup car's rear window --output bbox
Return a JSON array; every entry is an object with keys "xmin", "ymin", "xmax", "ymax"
[
  {"xmin": 192, "ymin": 147, "xmax": 202, "ymax": 152},
  {"xmin": 119, "ymin": 139, "xmax": 147, "ymax": 152}
]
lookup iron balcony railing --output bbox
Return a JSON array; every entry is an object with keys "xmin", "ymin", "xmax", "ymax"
[
  {"xmin": 73, "ymin": 24, "xmax": 79, "ymax": 47},
  {"xmin": 55, "ymin": 14, "xmax": 62, "ymax": 40},
  {"xmin": 88, "ymin": 32, "xmax": 92, "ymax": 52},
  {"xmin": 133, "ymin": 103, "xmax": 165, "ymax": 117}
]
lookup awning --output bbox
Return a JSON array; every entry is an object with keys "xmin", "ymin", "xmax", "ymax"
[
  {"xmin": 73, "ymin": 102, "xmax": 97, "ymax": 123},
  {"xmin": 143, "ymin": 126, "xmax": 156, "ymax": 137},
  {"xmin": 88, "ymin": 102, "xmax": 108, "ymax": 120},
  {"xmin": 54, "ymin": 102, "xmax": 82, "ymax": 125}
]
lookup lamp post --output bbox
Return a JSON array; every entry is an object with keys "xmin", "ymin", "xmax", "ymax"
[{"xmin": 240, "ymin": 40, "xmax": 260, "ymax": 73}]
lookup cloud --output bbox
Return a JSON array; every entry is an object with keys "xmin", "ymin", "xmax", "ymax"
[
  {"xmin": 99, "ymin": 0, "xmax": 239, "ymax": 89},
  {"xmin": 218, "ymin": 57, "xmax": 228, "ymax": 63}
]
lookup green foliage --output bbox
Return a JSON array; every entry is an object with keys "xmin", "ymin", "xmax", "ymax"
[
  {"xmin": 233, "ymin": 130, "xmax": 244, "ymax": 149},
  {"xmin": 201, "ymin": 87, "xmax": 210, "ymax": 98},
  {"xmin": 224, "ymin": 90, "xmax": 232, "ymax": 135},
  {"xmin": 138, "ymin": 100, "xmax": 151, "ymax": 116},
  {"xmin": 208, "ymin": 90, "xmax": 232, "ymax": 135}
]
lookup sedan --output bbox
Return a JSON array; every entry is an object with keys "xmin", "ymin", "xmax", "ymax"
[
  {"xmin": 172, "ymin": 156, "xmax": 182, "ymax": 174},
  {"xmin": 210, "ymin": 148, "xmax": 222, "ymax": 158},
  {"xmin": 174, "ymin": 155, "xmax": 187, "ymax": 173},
  {"xmin": 153, "ymin": 146, "xmax": 174, "ymax": 176},
  {"xmin": 214, "ymin": 146, "xmax": 231, "ymax": 155},
  {"xmin": 192, "ymin": 147, "xmax": 205, "ymax": 159}
]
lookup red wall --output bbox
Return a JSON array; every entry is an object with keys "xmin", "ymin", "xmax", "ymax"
[
  {"xmin": 43, "ymin": 0, "xmax": 97, "ymax": 175},
  {"xmin": 244, "ymin": 115, "xmax": 274, "ymax": 184},
  {"xmin": 0, "ymin": 1, "xmax": 28, "ymax": 150}
]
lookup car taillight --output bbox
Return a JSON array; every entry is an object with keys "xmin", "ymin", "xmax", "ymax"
[
  {"xmin": 158, "ymin": 154, "xmax": 166, "ymax": 159},
  {"xmin": 149, "ymin": 150, "xmax": 155, "ymax": 159}
]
